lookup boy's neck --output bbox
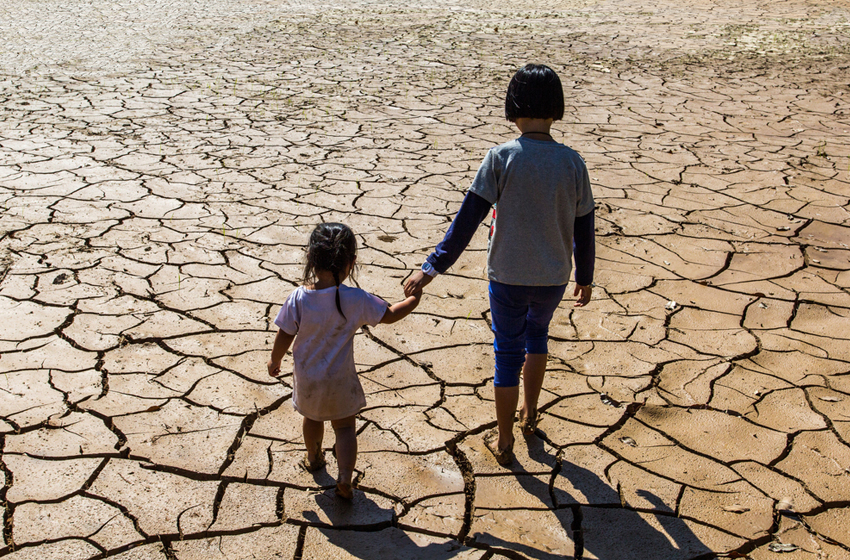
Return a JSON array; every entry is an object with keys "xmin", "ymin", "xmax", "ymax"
[{"xmin": 515, "ymin": 117, "xmax": 554, "ymax": 140}]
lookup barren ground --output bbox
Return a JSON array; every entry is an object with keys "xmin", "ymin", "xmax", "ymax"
[{"xmin": 1, "ymin": 0, "xmax": 849, "ymax": 558}]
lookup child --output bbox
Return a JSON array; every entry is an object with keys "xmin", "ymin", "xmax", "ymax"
[
  {"xmin": 268, "ymin": 222, "xmax": 421, "ymax": 498},
  {"xmin": 404, "ymin": 63, "xmax": 596, "ymax": 466}
]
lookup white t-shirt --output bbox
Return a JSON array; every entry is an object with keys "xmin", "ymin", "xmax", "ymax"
[{"xmin": 274, "ymin": 284, "xmax": 388, "ymax": 421}]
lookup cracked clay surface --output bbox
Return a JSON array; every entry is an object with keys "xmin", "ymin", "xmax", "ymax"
[{"xmin": 1, "ymin": 0, "xmax": 849, "ymax": 558}]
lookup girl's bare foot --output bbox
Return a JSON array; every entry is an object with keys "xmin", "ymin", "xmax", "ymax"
[
  {"xmin": 335, "ymin": 481, "xmax": 353, "ymax": 500},
  {"xmin": 301, "ymin": 451, "xmax": 325, "ymax": 472},
  {"xmin": 301, "ymin": 441, "xmax": 325, "ymax": 472}
]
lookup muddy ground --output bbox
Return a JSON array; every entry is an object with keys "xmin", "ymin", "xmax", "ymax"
[{"xmin": 1, "ymin": 0, "xmax": 849, "ymax": 558}]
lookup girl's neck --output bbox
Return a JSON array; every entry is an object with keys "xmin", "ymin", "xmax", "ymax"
[{"xmin": 311, "ymin": 269, "xmax": 348, "ymax": 290}]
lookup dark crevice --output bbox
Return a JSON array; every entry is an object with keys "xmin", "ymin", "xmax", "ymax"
[
  {"xmin": 209, "ymin": 480, "xmax": 228, "ymax": 530},
  {"xmin": 571, "ymin": 505, "xmax": 584, "ymax": 559},
  {"xmin": 218, "ymin": 394, "xmax": 290, "ymax": 477},
  {"xmin": 445, "ymin": 438, "xmax": 475, "ymax": 544},
  {"xmin": 0, "ymin": 435, "xmax": 14, "ymax": 551},
  {"xmin": 292, "ymin": 524, "xmax": 307, "ymax": 560}
]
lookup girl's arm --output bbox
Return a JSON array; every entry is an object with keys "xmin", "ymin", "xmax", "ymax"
[
  {"xmin": 404, "ymin": 191, "xmax": 492, "ymax": 296},
  {"xmin": 268, "ymin": 329, "xmax": 296, "ymax": 377},
  {"xmin": 381, "ymin": 292, "xmax": 422, "ymax": 324}
]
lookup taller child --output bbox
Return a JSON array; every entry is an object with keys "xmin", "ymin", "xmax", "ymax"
[{"xmin": 404, "ymin": 63, "xmax": 596, "ymax": 465}]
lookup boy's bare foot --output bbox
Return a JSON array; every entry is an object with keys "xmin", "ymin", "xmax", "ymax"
[
  {"xmin": 484, "ymin": 429, "xmax": 514, "ymax": 466},
  {"xmin": 518, "ymin": 408, "xmax": 538, "ymax": 436},
  {"xmin": 335, "ymin": 481, "xmax": 353, "ymax": 499}
]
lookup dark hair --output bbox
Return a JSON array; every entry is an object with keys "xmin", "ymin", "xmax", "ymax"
[
  {"xmin": 504, "ymin": 64, "xmax": 565, "ymax": 122},
  {"xmin": 303, "ymin": 223, "xmax": 357, "ymax": 318}
]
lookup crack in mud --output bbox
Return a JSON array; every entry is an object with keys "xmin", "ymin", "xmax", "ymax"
[{"xmin": 1, "ymin": 0, "xmax": 850, "ymax": 557}]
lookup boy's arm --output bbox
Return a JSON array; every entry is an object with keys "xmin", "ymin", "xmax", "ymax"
[
  {"xmin": 268, "ymin": 329, "xmax": 296, "ymax": 377},
  {"xmin": 381, "ymin": 292, "xmax": 422, "ymax": 324},
  {"xmin": 404, "ymin": 192, "xmax": 491, "ymax": 297},
  {"xmin": 573, "ymin": 210, "xmax": 596, "ymax": 307}
]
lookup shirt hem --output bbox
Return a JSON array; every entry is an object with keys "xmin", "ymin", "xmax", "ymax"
[
  {"xmin": 488, "ymin": 273, "xmax": 574, "ymax": 287},
  {"xmin": 292, "ymin": 399, "xmax": 366, "ymax": 422}
]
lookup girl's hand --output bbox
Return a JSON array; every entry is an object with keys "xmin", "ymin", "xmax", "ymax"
[
  {"xmin": 381, "ymin": 292, "xmax": 421, "ymax": 324},
  {"xmin": 404, "ymin": 270, "xmax": 433, "ymax": 297},
  {"xmin": 268, "ymin": 360, "xmax": 281, "ymax": 377},
  {"xmin": 268, "ymin": 330, "xmax": 294, "ymax": 377},
  {"xmin": 574, "ymin": 284, "xmax": 592, "ymax": 307}
]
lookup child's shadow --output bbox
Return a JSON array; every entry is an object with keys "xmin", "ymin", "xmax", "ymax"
[
  {"xmin": 301, "ymin": 495, "xmax": 471, "ymax": 559},
  {"xmin": 474, "ymin": 435, "xmax": 714, "ymax": 560}
]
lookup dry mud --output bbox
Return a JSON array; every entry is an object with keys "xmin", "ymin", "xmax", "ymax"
[{"xmin": 1, "ymin": 0, "xmax": 849, "ymax": 558}]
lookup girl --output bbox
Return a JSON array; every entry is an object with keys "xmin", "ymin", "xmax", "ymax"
[
  {"xmin": 404, "ymin": 63, "xmax": 596, "ymax": 466},
  {"xmin": 268, "ymin": 223, "xmax": 421, "ymax": 498}
]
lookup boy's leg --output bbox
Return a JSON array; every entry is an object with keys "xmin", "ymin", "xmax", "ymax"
[
  {"xmin": 520, "ymin": 283, "xmax": 568, "ymax": 430},
  {"xmin": 488, "ymin": 282, "xmax": 529, "ymax": 452},
  {"xmin": 519, "ymin": 353, "xmax": 548, "ymax": 423},
  {"xmin": 494, "ymin": 385, "xmax": 520, "ymax": 449},
  {"xmin": 302, "ymin": 416, "xmax": 324, "ymax": 463},
  {"xmin": 330, "ymin": 415, "xmax": 357, "ymax": 490}
]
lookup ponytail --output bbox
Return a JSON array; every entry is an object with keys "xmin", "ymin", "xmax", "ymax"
[{"xmin": 332, "ymin": 269, "xmax": 345, "ymax": 320}]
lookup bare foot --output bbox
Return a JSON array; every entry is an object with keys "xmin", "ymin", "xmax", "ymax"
[
  {"xmin": 300, "ymin": 451, "xmax": 326, "ymax": 472},
  {"xmin": 301, "ymin": 442, "xmax": 325, "ymax": 472},
  {"xmin": 518, "ymin": 408, "xmax": 538, "ymax": 436},
  {"xmin": 484, "ymin": 429, "xmax": 514, "ymax": 466},
  {"xmin": 335, "ymin": 482, "xmax": 353, "ymax": 500}
]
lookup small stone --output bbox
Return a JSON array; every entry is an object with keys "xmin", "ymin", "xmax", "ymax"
[
  {"xmin": 722, "ymin": 504, "xmax": 750, "ymax": 513},
  {"xmin": 776, "ymin": 497, "xmax": 794, "ymax": 512},
  {"xmin": 768, "ymin": 542, "xmax": 798, "ymax": 552}
]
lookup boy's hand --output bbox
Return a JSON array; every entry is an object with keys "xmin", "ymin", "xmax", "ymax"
[
  {"xmin": 268, "ymin": 360, "xmax": 281, "ymax": 377},
  {"xmin": 574, "ymin": 284, "xmax": 592, "ymax": 307},
  {"xmin": 404, "ymin": 270, "xmax": 432, "ymax": 297}
]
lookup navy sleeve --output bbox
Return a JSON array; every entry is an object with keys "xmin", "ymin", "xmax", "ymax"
[
  {"xmin": 425, "ymin": 191, "xmax": 492, "ymax": 274},
  {"xmin": 573, "ymin": 210, "xmax": 596, "ymax": 286}
]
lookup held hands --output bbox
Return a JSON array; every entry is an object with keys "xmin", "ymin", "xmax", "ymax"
[
  {"xmin": 573, "ymin": 284, "xmax": 592, "ymax": 307},
  {"xmin": 404, "ymin": 270, "xmax": 433, "ymax": 297},
  {"xmin": 381, "ymin": 270, "xmax": 426, "ymax": 324}
]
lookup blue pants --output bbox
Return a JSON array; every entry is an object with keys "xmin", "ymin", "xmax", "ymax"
[{"xmin": 488, "ymin": 281, "xmax": 567, "ymax": 388}]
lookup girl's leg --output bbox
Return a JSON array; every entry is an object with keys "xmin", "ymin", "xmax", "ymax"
[
  {"xmin": 330, "ymin": 415, "xmax": 357, "ymax": 497},
  {"xmin": 302, "ymin": 417, "xmax": 325, "ymax": 466}
]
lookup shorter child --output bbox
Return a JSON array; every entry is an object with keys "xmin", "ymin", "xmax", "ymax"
[{"xmin": 268, "ymin": 223, "xmax": 421, "ymax": 498}]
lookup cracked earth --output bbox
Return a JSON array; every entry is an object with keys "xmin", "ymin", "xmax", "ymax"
[{"xmin": 1, "ymin": 0, "xmax": 849, "ymax": 558}]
